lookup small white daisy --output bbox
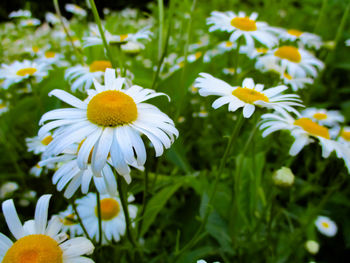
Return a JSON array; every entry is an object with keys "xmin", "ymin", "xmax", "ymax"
[
  {"xmin": 240, "ymin": 46, "xmax": 269, "ymax": 59},
  {"xmin": 65, "ymin": 4, "xmax": 87, "ymax": 17},
  {"xmin": 194, "ymin": 73, "xmax": 303, "ymax": 118},
  {"xmin": 39, "ymin": 68, "xmax": 178, "ymax": 178},
  {"xmin": 260, "ymin": 111, "xmax": 350, "ymax": 172},
  {"xmin": 0, "ymin": 182, "xmax": 18, "ymax": 199},
  {"xmin": 83, "ymin": 25, "xmax": 152, "ymax": 48},
  {"xmin": 279, "ymin": 29, "xmax": 323, "ymax": 50},
  {"xmin": 26, "ymin": 133, "xmax": 53, "ymax": 155},
  {"xmin": 301, "ymin": 108, "xmax": 344, "ymax": 127},
  {"xmin": 279, "ymin": 71, "xmax": 314, "ymax": 91},
  {"xmin": 65, "ymin": 61, "xmax": 112, "ymax": 92},
  {"xmin": 76, "ymin": 193, "xmax": 137, "ymax": 244},
  {"xmin": 258, "ymin": 45, "xmax": 324, "ymax": 77},
  {"xmin": 19, "ymin": 18, "xmax": 41, "ymax": 27},
  {"xmin": 57, "ymin": 205, "xmax": 84, "ymax": 238},
  {"xmin": 217, "ymin": 41, "xmax": 237, "ymax": 53},
  {"xmin": 29, "ymin": 163, "xmax": 43, "ymax": 178},
  {"xmin": 0, "ymin": 60, "xmax": 48, "ymax": 89},
  {"xmin": 36, "ymin": 50, "xmax": 66, "ymax": 67},
  {"xmin": 315, "ymin": 216, "xmax": 337, "ymax": 237},
  {"xmin": 207, "ymin": 11, "xmax": 278, "ymax": 51},
  {"xmin": 0, "ymin": 195, "xmax": 95, "ymax": 262},
  {"xmin": 9, "ymin": 10, "xmax": 31, "ymax": 18}
]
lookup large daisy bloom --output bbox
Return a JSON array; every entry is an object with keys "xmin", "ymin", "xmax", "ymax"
[
  {"xmin": 0, "ymin": 194, "xmax": 95, "ymax": 262},
  {"xmin": 279, "ymin": 28, "xmax": 323, "ymax": 50},
  {"xmin": 315, "ymin": 216, "xmax": 337, "ymax": 237},
  {"xmin": 83, "ymin": 25, "xmax": 152, "ymax": 48},
  {"xmin": 258, "ymin": 45, "xmax": 324, "ymax": 77},
  {"xmin": 76, "ymin": 193, "xmax": 137, "ymax": 244},
  {"xmin": 39, "ymin": 68, "xmax": 178, "ymax": 177},
  {"xmin": 301, "ymin": 108, "xmax": 344, "ymax": 127},
  {"xmin": 207, "ymin": 11, "xmax": 278, "ymax": 51},
  {"xmin": 0, "ymin": 60, "xmax": 48, "ymax": 89},
  {"xmin": 260, "ymin": 111, "xmax": 350, "ymax": 172},
  {"xmin": 194, "ymin": 73, "xmax": 303, "ymax": 118},
  {"xmin": 65, "ymin": 61, "xmax": 112, "ymax": 92}
]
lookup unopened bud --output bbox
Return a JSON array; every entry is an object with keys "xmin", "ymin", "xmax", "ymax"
[
  {"xmin": 305, "ymin": 240, "xmax": 319, "ymax": 254},
  {"xmin": 273, "ymin": 167, "xmax": 294, "ymax": 187}
]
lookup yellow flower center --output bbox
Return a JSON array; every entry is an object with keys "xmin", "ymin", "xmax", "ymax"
[
  {"xmin": 313, "ymin": 113, "xmax": 327, "ymax": 120},
  {"xmin": 195, "ymin": 51, "xmax": 202, "ymax": 59},
  {"xmin": 232, "ymin": 87, "xmax": 269, "ymax": 104},
  {"xmin": 256, "ymin": 47, "xmax": 268, "ymax": 53},
  {"xmin": 0, "ymin": 104, "xmax": 6, "ymax": 109},
  {"xmin": 283, "ymin": 73, "xmax": 293, "ymax": 80},
  {"xmin": 60, "ymin": 214, "xmax": 77, "ymax": 226},
  {"xmin": 45, "ymin": 51, "xmax": 56, "ymax": 58},
  {"xmin": 32, "ymin": 46, "xmax": 39, "ymax": 53},
  {"xmin": 2, "ymin": 234, "xmax": 63, "ymax": 263},
  {"xmin": 87, "ymin": 90, "xmax": 137, "ymax": 127},
  {"xmin": 321, "ymin": 222, "xmax": 330, "ymax": 228},
  {"xmin": 120, "ymin": 34, "xmax": 129, "ymax": 41},
  {"xmin": 274, "ymin": 46, "xmax": 301, "ymax": 63},
  {"xmin": 178, "ymin": 61, "xmax": 185, "ymax": 68},
  {"xmin": 294, "ymin": 118, "xmax": 330, "ymax": 139},
  {"xmin": 41, "ymin": 135, "xmax": 53, "ymax": 146},
  {"xmin": 35, "ymin": 164, "xmax": 41, "ymax": 168},
  {"xmin": 89, "ymin": 60, "xmax": 112, "ymax": 72},
  {"xmin": 225, "ymin": 41, "xmax": 233, "ymax": 47},
  {"xmin": 96, "ymin": 198, "xmax": 120, "ymax": 220},
  {"xmin": 287, "ymin": 29, "xmax": 303, "ymax": 37},
  {"xmin": 16, "ymin": 68, "xmax": 37, "ymax": 77},
  {"xmin": 230, "ymin": 17, "xmax": 257, "ymax": 31},
  {"xmin": 341, "ymin": 130, "xmax": 350, "ymax": 141}
]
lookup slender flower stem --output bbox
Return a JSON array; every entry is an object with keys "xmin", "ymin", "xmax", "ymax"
[
  {"xmin": 96, "ymin": 191, "xmax": 103, "ymax": 245},
  {"xmin": 53, "ymin": 0, "xmax": 84, "ymax": 64},
  {"xmin": 157, "ymin": 0, "xmax": 164, "ymax": 61},
  {"xmin": 137, "ymin": 168, "xmax": 149, "ymax": 239},
  {"xmin": 70, "ymin": 199, "xmax": 91, "ymax": 241},
  {"xmin": 88, "ymin": 0, "xmax": 118, "ymax": 69},
  {"xmin": 174, "ymin": 114, "xmax": 244, "ymax": 257}
]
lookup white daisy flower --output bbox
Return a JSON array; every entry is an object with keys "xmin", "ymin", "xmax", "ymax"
[
  {"xmin": 29, "ymin": 163, "xmax": 43, "ymax": 178},
  {"xmin": 260, "ymin": 111, "xmax": 350, "ymax": 172},
  {"xmin": 19, "ymin": 18, "xmax": 41, "ymax": 27},
  {"xmin": 0, "ymin": 195, "xmax": 95, "ymax": 262},
  {"xmin": 189, "ymin": 36, "xmax": 210, "ymax": 52},
  {"xmin": 76, "ymin": 193, "xmax": 137, "ymax": 244},
  {"xmin": 315, "ymin": 216, "xmax": 337, "ymax": 237},
  {"xmin": 222, "ymin": 67, "xmax": 242, "ymax": 75},
  {"xmin": 194, "ymin": 73, "xmax": 303, "ymax": 118},
  {"xmin": 217, "ymin": 41, "xmax": 237, "ymax": 53},
  {"xmin": 0, "ymin": 60, "xmax": 48, "ymax": 89},
  {"xmin": 258, "ymin": 45, "xmax": 324, "ymax": 77},
  {"xmin": 168, "ymin": 52, "xmax": 204, "ymax": 73},
  {"xmin": 301, "ymin": 108, "xmax": 344, "ymax": 127},
  {"xmin": 45, "ymin": 12, "xmax": 61, "ymax": 25},
  {"xmin": 26, "ymin": 133, "xmax": 53, "ymax": 155},
  {"xmin": 39, "ymin": 68, "xmax": 178, "ymax": 178},
  {"xmin": 207, "ymin": 11, "xmax": 278, "ymax": 51},
  {"xmin": 279, "ymin": 71, "xmax": 314, "ymax": 91},
  {"xmin": 83, "ymin": 25, "xmax": 152, "ymax": 48},
  {"xmin": 65, "ymin": 61, "xmax": 112, "ymax": 92},
  {"xmin": 0, "ymin": 182, "xmax": 18, "ymax": 199},
  {"xmin": 240, "ymin": 46, "xmax": 269, "ymax": 59},
  {"xmin": 279, "ymin": 29, "xmax": 323, "ymax": 50},
  {"xmin": 57, "ymin": 205, "xmax": 84, "ymax": 238},
  {"xmin": 9, "ymin": 10, "xmax": 31, "ymax": 18},
  {"xmin": 36, "ymin": 50, "xmax": 66, "ymax": 67},
  {"xmin": 65, "ymin": 4, "xmax": 87, "ymax": 17}
]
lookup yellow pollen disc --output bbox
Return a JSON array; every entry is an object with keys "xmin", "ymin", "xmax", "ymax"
[
  {"xmin": 195, "ymin": 51, "xmax": 202, "ymax": 59},
  {"xmin": 45, "ymin": 51, "xmax": 56, "ymax": 58},
  {"xmin": 27, "ymin": 21, "xmax": 34, "ymax": 26},
  {"xmin": 89, "ymin": 60, "xmax": 112, "ymax": 72},
  {"xmin": 341, "ymin": 131, "xmax": 350, "ymax": 141},
  {"xmin": 321, "ymin": 222, "xmax": 330, "ymax": 228},
  {"xmin": 274, "ymin": 46, "xmax": 301, "ymax": 63},
  {"xmin": 96, "ymin": 198, "xmax": 120, "ymax": 220},
  {"xmin": 256, "ymin": 47, "xmax": 268, "ymax": 53},
  {"xmin": 313, "ymin": 113, "xmax": 327, "ymax": 120},
  {"xmin": 2, "ymin": 234, "xmax": 63, "ymax": 263},
  {"xmin": 178, "ymin": 61, "xmax": 185, "ymax": 68},
  {"xmin": 191, "ymin": 86, "xmax": 198, "ymax": 93},
  {"xmin": 32, "ymin": 46, "xmax": 39, "ymax": 53},
  {"xmin": 227, "ymin": 68, "xmax": 235, "ymax": 73},
  {"xmin": 230, "ymin": 17, "xmax": 257, "ymax": 31},
  {"xmin": 0, "ymin": 104, "xmax": 6, "ymax": 109},
  {"xmin": 35, "ymin": 163, "xmax": 41, "ymax": 168},
  {"xmin": 60, "ymin": 214, "xmax": 77, "ymax": 226},
  {"xmin": 294, "ymin": 118, "xmax": 330, "ymax": 139},
  {"xmin": 225, "ymin": 41, "xmax": 233, "ymax": 47},
  {"xmin": 120, "ymin": 34, "xmax": 129, "ymax": 41},
  {"xmin": 16, "ymin": 68, "xmax": 37, "ymax": 77},
  {"xmin": 232, "ymin": 87, "xmax": 269, "ymax": 104},
  {"xmin": 283, "ymin": 73, "xmax": 292, "ymax": 80},
  {"xmin": 87, "ymin": 90, "xmax": 137, "ymax": 127},
  {"xmin": 41, "ymin": 135, "xmax": 53, "ymax": 146},
  {"xmin": 287, "ymin": 29, "xmax": 303, "ymax": 37}
]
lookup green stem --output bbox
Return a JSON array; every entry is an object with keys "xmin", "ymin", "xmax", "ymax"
[
  {"xmin": 137, "ymin": 168, "xmax": 149, "ymax": 239},
  {"xmin": 53, "ymin": 0, "xmax": 84, "ymax": 64},
  {"xmin": 174, "ymin": 114, "xmax": 244, "ymax": 258},
  {"xmin": 314, "ymin": 0, "xmax": 328, "ymax": 34},
  {"xmin": 233, "ymin": 37, "xmax": 242, "ymax": 77},
  {"xmin": 88, "ymin": 0, "xmax": 118, "ymax": 69},
  {"xmin": 96, "ymin": 191, "xmax": 103, "ymax": 245},
  {"xmin": 157, "ymin": 0, "xmax": 164, "ymax": 61},
  {"xmin": 70, "ymin": 199, "xmax": 92, "ymax": 241}
]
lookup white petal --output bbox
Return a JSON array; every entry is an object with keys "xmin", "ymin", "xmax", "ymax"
[
  {"xmin": 2, "ymin": 199, "xmax": 25, "ymax": 239},
  {"xmin": 45, "ymin": 216, "xmax": 63, "ymax": 238},
  {"xmin": 61, "ymin": 237, "xmax": 94, "ymax": 257},
  {"xmin": 49, "ymin": 89, "xmax": 87, "ymax": 109},
  {"xmin": 243, "ymin": 104, "xmax": 255, "ymax": 118},
  {"xmin": 35, "ymin": 194, "xmax": 52, "ymax": 234},
  {"xmin": 91, "ymin": 128, "xmax": 114, "ymax": 175}
]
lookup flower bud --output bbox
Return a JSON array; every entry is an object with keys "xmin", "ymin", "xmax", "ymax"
[
  {"xmin": 272, "ymin": 167, "xmax": 295, "ymax": 187},
  {"xmin": 305, "ymin": 240, "xmax": 319, "ymax": 254}
]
